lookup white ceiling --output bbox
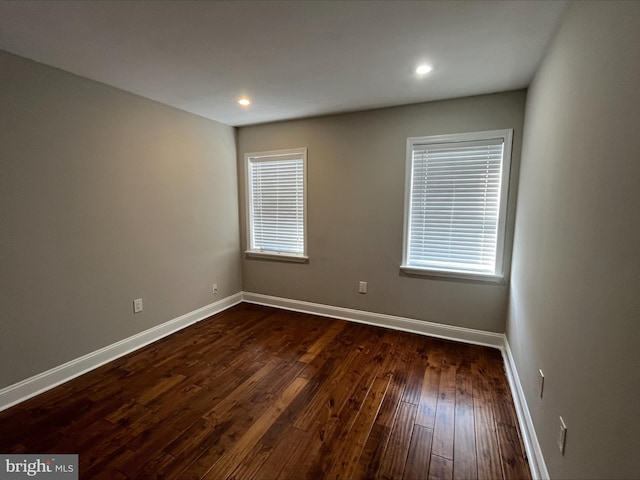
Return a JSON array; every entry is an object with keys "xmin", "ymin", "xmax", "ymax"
[{"xmin": 0, "ymin": 1, "xmax": 567, "ymax": 127}]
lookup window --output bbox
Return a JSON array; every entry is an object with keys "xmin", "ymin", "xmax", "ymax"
[
  {"xmin": 401, "ymin": 130, "xmax": 513, "ymax": 281},
  {"xmin": 245, "ymin": 148, "xmax": 308, "ymax": 262}
]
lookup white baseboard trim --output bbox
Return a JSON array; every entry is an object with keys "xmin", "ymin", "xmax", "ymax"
[
  {"xmin": 502, "ymin": 338, "xmax": 549, "ymax": 480},
  {"xmin": 0, "ymin": 292, "xmax": 243, "ymax": 413},
  {"xmin": 242, "ymin": 292, "xmax": 504, "ymax": 349}
]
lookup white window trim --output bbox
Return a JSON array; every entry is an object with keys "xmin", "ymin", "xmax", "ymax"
[
  {"xmin": 245, "ymin": 148, "xmax": 308, "ymax": 263},
  {"xmin": 400, "ymin": 129, "xmax": 513, "ymax": 283}
]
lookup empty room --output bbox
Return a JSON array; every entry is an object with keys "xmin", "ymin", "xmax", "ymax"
[{"xmin": 1, "ymin": 1, "xmax": 639, "ymax": 479}]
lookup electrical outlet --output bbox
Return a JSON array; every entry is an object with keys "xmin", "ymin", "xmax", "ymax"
[
  {"xmin": 538, "ymin": 369, "xmax": 545, "ymax": 398},
  {"xmin": 557, "ymin": 416, "xmax": 567, "ymax": 454},
  {"xmin": 212, "ymin": 284, "xmax": 218, "ymax": 295},
  {"xmin": 133, "ymin": 298, "xmax": 143, "ymax": 313},
  {"xmin": 358, "ymin": 281, "xmax": 367, "ymax": 294}
]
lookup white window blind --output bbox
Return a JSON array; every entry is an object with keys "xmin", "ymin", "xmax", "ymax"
[
  {"xmin": 402, "ymin": 130, "xmax": 512, "ymax": 280},
  {"xmin": 246, "ymin": 149, "xmax": 307, "ymax": 260}
]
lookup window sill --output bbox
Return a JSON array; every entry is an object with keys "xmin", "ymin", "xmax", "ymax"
[
  {"xmin": 400, "ymin": 265, "xmax": 505, "ymax": 284},
  {"xmin": 246, "ymin": 251, "xmax": 309, "ymax": 263}
]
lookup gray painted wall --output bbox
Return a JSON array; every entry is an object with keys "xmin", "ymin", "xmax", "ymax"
[
  {"xmin": 238, "ymin": 91, "xmax": 526, "ymax": 332},
  {"xmin": 0, "ymin": 51, "xmax": 242, "ymax": 389},
  {"xmin": 507, "ymin": 2, "xmax": 640, "ymax": 478}
]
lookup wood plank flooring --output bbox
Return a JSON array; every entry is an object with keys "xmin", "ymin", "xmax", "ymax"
[{"xmin": 0, "ymin": 303, "xmax": 531, "ymax": 479}]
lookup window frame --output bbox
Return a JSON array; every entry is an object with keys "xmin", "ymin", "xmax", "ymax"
[
  {"xmin": 400, "ymin": 129, "xmax": 513, "ymax": 283},
  {"xmin": 245, "ymin": 148, "xmax": 308, "ymax": 263}
]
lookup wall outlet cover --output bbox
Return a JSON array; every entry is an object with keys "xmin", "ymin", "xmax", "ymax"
[
  {"xmin": 133, "ymin": 298, "xmax": 143, "ymax": 314},
  {"xmin": 538, "ymin": 369, "xmax": 545, "ymax": 398},
  {"xmin": 557, "ymin": 416, "xmax": 567, "ymax": 454}
]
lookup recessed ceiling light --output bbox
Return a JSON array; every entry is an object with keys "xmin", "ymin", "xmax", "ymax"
[
  {"xmin": 238, "ymin": 98, "xmax": 251, "ymax": 106},
  {"xmin": 416, "ymin": 65, "xmax": 433, "ymax": 75}
]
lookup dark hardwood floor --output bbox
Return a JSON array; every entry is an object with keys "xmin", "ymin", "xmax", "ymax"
[{"xmin": 0, "ymin": 303, "xmax": 531, "ymax": 479}]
